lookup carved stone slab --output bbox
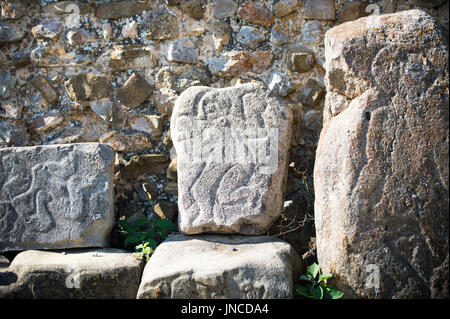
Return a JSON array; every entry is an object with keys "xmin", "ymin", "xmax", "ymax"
[
  {"xmin": 0, "ymin": 143, "xmax": 115, "ymax": 252},
  {"xmin": 315, "ymin": 10, "xmax": 449, "ymax": 298},
  {"xmin": 137, "ymin": 234, "xmax": 303, "ymax": 299},
  {"xmin": 171, "ymin": 83, "xmax": 292, "ymax": 235}
]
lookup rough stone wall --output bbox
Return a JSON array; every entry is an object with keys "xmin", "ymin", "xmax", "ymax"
[{"xmin": 1, "ymin": 0, "xmax": 448, "ymax": 257}]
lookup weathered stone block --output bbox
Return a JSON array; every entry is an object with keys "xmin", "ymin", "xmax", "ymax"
[
  {"xmin": 315, "ymin": 10, "xmax": 449, "ymax": 298},
  {"xmin": 171, "ymin": 83, "xmax": 292, "ymax": 235},
  {"xmin": 237, "ymin": 2, "xmax": 274, "ymax": 27},
  {"xmin": 95, "ymin": 45, "xmax": 155, "ymax": 72},
  {"xmin": 29, "ymin": 74, "xmax": 59, "ymax": 105},
  {"xmin": 208, "ymin": 50, "xmax": 273, "ymax": 77},
  {"xmin": 236, "ymin": 26, "xmax": 265, "ymax": 49},
  {"xmin": 137, "ymin": 234, "xmax": 303, "ymax": 299},
  {"xmin": 0, "ymin": 249, "xmax": 143, "ymax": 298},
  {"xmin": 303, "ymin": 0, "xmax": 335, "ymax": 21},
  {"xmin": 213, "ymin": 0, "xmax": 238, "ymax": 19},
  {"xmin": 0, "ymin": 143, "xmax": 115, "ymax": 252},
  {"xmin": 64, "ymin": 73, "xmax": 110, "ymax": 102},
  {"xmin": 117, "ymin": 72, "xmax": 152, "ymax": 107},
  {"xmin": 95, "ymin": 1, "xmax": 148, "ymax": 19}
]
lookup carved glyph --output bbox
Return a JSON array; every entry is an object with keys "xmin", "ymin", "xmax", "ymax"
[
  {"xmin": 171, "ymin": 83, "xmax": 292, "ymax": 235},
  {"xmin": 0, "ymin": 143, "xmax": 115, "ymax": 252}
]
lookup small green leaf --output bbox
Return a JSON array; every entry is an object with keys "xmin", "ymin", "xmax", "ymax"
[
  {"xmin": 158, "ymin": 231, "xmax": 168, "ymax": 240},
  {"xmin": 307, "ymin": 263, "xmax": 320, "ymax": 279},
  {"xmin": 135, "ymin": 231, "xmax": 146, "ymax": 240},
  {"xmin": 146, "ymin": 229, "xmax": 156, "ymax": 238},
  {"xmin": 295, "ymin": 285, "xmax": 312, "ymax": 298},
  {"xmin": 117, "ymin": 220, "xmax": 130, "ymax": 229},
  {"xmin": 324, "ymin": 286, "xmax": 344, "ymax": 299},
  {"xmin": 146, "ymin": 238, "xmax": 158, "ymax": 250},
  {"xmin": 313, "ymin": 285, "xmax": 324, "ymax": 299},
  {"xmin": 133, "ymin": 218, "xmax": 149, "ymax": 229},
  {"xmin": 124, "ymin": 235, "xmax": 140, "ymax": 246},
  {"xmin": 300, "ymin": 274, "xmax": 315, "ymax": 283},
  {"xmin": 318, "ymin": 273, "xmax": 333, "ymax": 283},
  {"xmin": 155, "ymin": 219, "xmax": 175, "ymax": 230}
]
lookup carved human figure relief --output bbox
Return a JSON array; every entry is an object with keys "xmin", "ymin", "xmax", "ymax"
[
  {"xmin": 0, "ymin": 143, "xmax": 114, "ymax": 252},
  {"xmin": 171, "ymin": 83, "xmax": 292, "ymax": 235}
]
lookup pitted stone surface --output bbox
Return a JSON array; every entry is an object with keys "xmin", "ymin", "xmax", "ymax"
[
  {"xmin": 137, "ymin": 234, "xmax": 303, "ymax": 299},
  {"xmin": 316, "ymin": 10, "xmax": 449, "ymax": 298},
  {"xmin": 0, "ymin": 249, "xmax": 143, "ymax": 298},
  {"xmin": 171, "ymin": 83, "xmax": 292, "ymax": 235},
  {"xmin": 0, "ymin": 143, "xmax": 115, "ymax": 252}
]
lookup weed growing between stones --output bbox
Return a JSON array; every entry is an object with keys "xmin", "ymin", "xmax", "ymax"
[
  {"xmin": 294, "ymin": 263, "xmax": 344, "ymax": 299},
  {"xmin": 117, "ymin": 217, "xmax": 176, "ymax": 262}
]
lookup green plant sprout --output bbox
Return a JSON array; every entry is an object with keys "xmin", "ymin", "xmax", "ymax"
[
  {"xmin": 294, "ymin": 263, "xmax": 344, "ymax": 299},
  {"xmin": 117, "ymin": 217, "xmax": 175, "ymax": 262},
  {"xmin": 134, "ymin": 242, "xmax": 153, "ymax": 263}
]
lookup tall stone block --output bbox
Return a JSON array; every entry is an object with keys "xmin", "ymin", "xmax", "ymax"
[
  {"xmin": 315, "ymin": 10, "xmax": 449, "ymax": 298},
  {"xmin": 171, "ymin": 83, "xmax": 293, "ymax": 235},
  {"xmin": 0, "ymin": 143, "xmax": 115, "ymax": 252}
]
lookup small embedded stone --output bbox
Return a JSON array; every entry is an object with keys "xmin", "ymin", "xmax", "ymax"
[
  {"xmin": 122, "ymin": 21, "xmax": 138, "ymax": 39},
  {"xmin": 66, "ymin": 29, "xmax": 88, "ymax": 46},
  {"xmin": 236, "ymin": 26, "xmax": 265, "ymax": 49},
  {"xmin": 121, "ymin": 154, "xmax": 169, "ymax": 179},
  {"xmin": 0, "ymin": 72, "xmax": 15, "ymax": 99},
  {"xmin": 64, "ymin": 73, "xmax": 110, "ymax": 102},
  {"xmin": 213, "ymin": 0, "xmax": 238, "ymax": 19},
  {"xmin": 166, "ymin": 0, "xmax": 182, "ymax": 6},
  {"xmin": 102, "ymin": 23, "xmax": 112, "ymax": 41},
  {"xmin": 29, "ymin": 74, "xmax": 59, "ymax": 104},
  {"xmin": 299, "ymin": 78, "xmax": 325, "ymax": 108},
  {"xmin": 286, "ymin": 44, "xmax": 315, "ymax": 73},
  {"xmin": 147, "ymin": 10, "xmax": 178, "ymax": 40},
  {"xmin": 273, "ymin": 0, "xmax": 298, "ymax": 18},
  {"xmin": 267, "ymin": 71, "xmax": 293, "ymax": 97},
  {"xmin": 303, "ymin": 0, "xmax": 336, "ymax": 21},
  {"xmin": 167, "ymin": 157, "xmax": 177, "ymax": 180},
  {"xmin": 337, "ymin": 1, "xmax": 368, "ymax": 24},
  {"xmin": 32, "ymin": 110, "xmax": 64, "ymax": 133},
  {"xmin": 31, "ymin": 20, "xmax": 63, "ymax": 40},
  {"xmin": 237, "ymin": 2, "xmax": 274, "ymax": 27},
  {"xmin": 270, "ymin": 27, "xmax": 289, "ymax": 46},
  {"xmin": 301, "ymin": 21, "xmax": 323, "ymax": 45},
  {"xmin": 1, "ymin": 0, "xmax": 25, "ymax": 20},
  {"xmin": 117, "ymin": 72, "xmax": 152, "ymax": 108},
  {"xmin": 129, "ymin": 115, "xmax": 163, "ymax": 139},
  {"xmin": 167, "ymin": 39, "xmax": 198, "ymax": 63},
  {"xmin": 0, "ymin": 23, "xmax": 23, "ymax": 45},
  {"xmin": 153, "ymin": 201, "xmax": 178, "ymax": 223},
  {"xmin": 52, "ymin": 1, "xmax": 91, "ymax": 15},
  {"xmin": 211, "ymin": 21, "xmax": 231, "ymax": 51},
  {"xmin": 180, "ymin": 0, "xmax": 204, "ymax": 20},
  {"xmin": 95, "ymin": 1, "xmax": 148, "ymax": 19},
  {"xmin": 208, "ymin": 50, "xmax": 273, "ymax": 77}
]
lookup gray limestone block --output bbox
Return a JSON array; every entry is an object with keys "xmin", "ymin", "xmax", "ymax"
[
  {"xmin": 171, "ymin": 83, "xmax": 293, "ymax": 235},
  {"xmin": 316, "ymin": 10, "xmax": 449, "ymax": 298},
  {"xmin": 0, "ymin": 249, "xmax": 143, "ymax": 298},
  {"xmin": 0, "ymin": 143, "xmax": 115, "ymax": 252},
  {"xmin": 137, "ymin": 234, "xmax": 303, "ymax": 299}
]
